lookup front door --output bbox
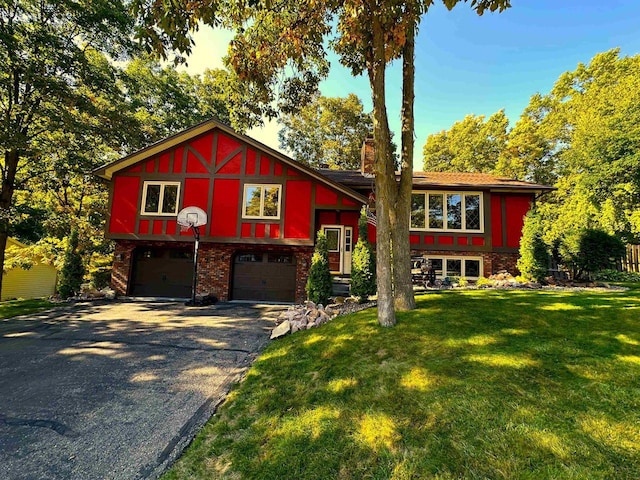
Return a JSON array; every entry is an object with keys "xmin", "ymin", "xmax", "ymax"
[{"xmin": 322, "ymin": 225, "xmax": 353, "ymax": 275}]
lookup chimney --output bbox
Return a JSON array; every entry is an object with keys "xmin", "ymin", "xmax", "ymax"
[{"xmin": 360, "ymin": 136, "xmax": 375, "ymax": 175}]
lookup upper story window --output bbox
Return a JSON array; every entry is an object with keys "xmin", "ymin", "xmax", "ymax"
[
  {"xmin": 243, "ymin": 184, "xmax": 282, "ymax": 219},
  {"xmin": 141, "ymin": 181, "xmax": 180, "ymax": 215},
  {"xmin": 411, "ymin": 191, "xmax": 483, "ymax": 232}
]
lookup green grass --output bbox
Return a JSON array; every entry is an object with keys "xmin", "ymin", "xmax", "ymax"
[
  {"xmin": 0, "ymin": 298, "xmax": 54, "ymax": 319},
  {"xmin": 166, "ymin": 286, "xmax": 640, "ymax": 480}
]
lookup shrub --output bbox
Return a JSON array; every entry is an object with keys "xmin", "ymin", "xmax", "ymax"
[
  {"xmin": 560, "ymin": 229, "xmax": 626, "ymax": 279},
  {"xmin": 457, "ymin": 277, "xmax": 468, "ymax": 288},
  {"xmin": 517, "ymin": 210, "xmax": 549, "ymax": 282},
  {"xmin": 476, "ymin": 276, "xmax": 493, "ymax": 288},
  {"xmin": 90, "ymin": 266, "xmax": 112, "ymax": 290},
  {"xmin": 306, "ymin": 231, "xmax": 332, "ymax": 305},
  {"xmin": 593, "ymin": 269, "xmax": 640, "ymax": 282},
  {"xmin": 350, "ymin": 209, "xmax": 376, "ymax": 302},
  {"xmin": 58, "ymin": 229, "xmax": 85, "ymax": 299}
]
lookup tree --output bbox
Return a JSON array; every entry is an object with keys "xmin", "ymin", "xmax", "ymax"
[
  {"xmin": 278, "ymin": 93, "xmax": 373, "ymax": 169},
  {"xmin": 120, "ymin": 56, "xmax": 251, "ymax": 144},
  {"xmin": 525, "ymin": 49, "xmax": 640, "ymax": 245},
  {"xmin": 559, "ymin": 229, "xmax": 625, "ymax": 280},
  {"xmin": 517, "ymin": 210, "xmax": 549, "ymax": 282},
  {"xmin": 306, "ymin": 231, "xmax": 332, "ymax": 305},
  {"xmin": 0, "ymin": 0, "xmax": 135, "ymax": 295},
  {"xmin": 422, "ymin": 110, "xmax": 509, "ymax": 172},
  {"xmin": 58, "ymin": 228, "xmax": 85, "ymax": 298},
  {"xmin": 350, "ymin": 209, "xmax": 376, "ymax": 301},
  {"xmin": 133, "ymin": 0, "xmax": 511, "ymax": 327}
]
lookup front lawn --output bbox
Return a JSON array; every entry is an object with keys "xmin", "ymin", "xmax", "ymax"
[
  {"xmin": 166, "ymin": 286, "xmax": 640, "ymax": 479},
  {"xmin": 0, "ymin": 298, "xmax": 54, "ymax": 319}
]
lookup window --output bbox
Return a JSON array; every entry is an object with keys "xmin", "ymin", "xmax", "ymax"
[
  {"xmin": 243, "ymin": 184, "xmax": 282, "ymax": 219},
  {"xmin": 141, "ymin": 182, "xmax": 180, "ymax": 215},
  {"xmin": 410, "ymin": 191, "xmax": 483, "ymax": 232},
  {"xmin": 324, "ymin": 228, "xmax": 341, "ymax": 252},
  {"xmin": 424, "ymin": 256, "xmax": 483, "ymax": 279}
]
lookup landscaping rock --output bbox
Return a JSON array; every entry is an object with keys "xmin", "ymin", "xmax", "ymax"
[{"xmin": 270, "ymin": 320, "xmax": 291, "ymax": 340}]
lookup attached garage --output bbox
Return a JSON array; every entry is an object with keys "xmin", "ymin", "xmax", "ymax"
[
  {"xmin": 232, "ymin": 252, "xmax": 297, "ymax": 302},
  {"xmin": 130, "ymin": 247, "xmax": 192, "ymax": 297}
]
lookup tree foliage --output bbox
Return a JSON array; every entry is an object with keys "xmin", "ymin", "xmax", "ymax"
[
  {"xmin": 306, "ymin": 231, "xmax": 332, "ymax": 305},
  {"xmin": 278, "ymin": 93, "xmax": 373, "ymax": 169},
  {"xmin": 0, "ymin": 0, "xmax": 136, "ymax": 293},
  {"xmin": 350, "ymin": 209, "xmax": 376, "ymax": 302},
  {"xmin": 558, "ymin": 229, "xmax": 625, "ymax": 280},
  {"xmin": 517, "ymin": 210, "xmax": 549, "ymax": 282},
  {"xmin": 423, "ymin": 110, "xmax": 508, "ymax": 173},
  {"xmin": 58, "ymin": 228, "xmax": 85, "ymax": 298}
]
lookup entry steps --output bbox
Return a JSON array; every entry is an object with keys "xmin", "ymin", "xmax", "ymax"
[{"xmin": 331, "ymin": 276, "xmax": 351, "ymax": 297}]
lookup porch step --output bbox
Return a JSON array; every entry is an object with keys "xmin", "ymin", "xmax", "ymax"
[{"xmin": 332, "ymin": 276, "xmax": 351, "ymax": 297}]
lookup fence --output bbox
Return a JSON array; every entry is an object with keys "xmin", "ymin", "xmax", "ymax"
[{"xmin": 622, "ymin": 244, "xmax": 640, "ymax": 273}]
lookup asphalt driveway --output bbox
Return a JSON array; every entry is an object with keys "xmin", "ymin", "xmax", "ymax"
[{"xmin": 0, "ymin": 300, "xmax": 283, "ymax": 480}]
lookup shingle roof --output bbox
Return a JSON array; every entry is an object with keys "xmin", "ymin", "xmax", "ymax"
[{"xmin": 319, "ymin": 169, "xmax": 554, "ymax": 192}]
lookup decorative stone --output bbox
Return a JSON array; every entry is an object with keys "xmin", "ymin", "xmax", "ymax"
[{"xmin": 270, "ymin": 320, "xmax": 291, "ymax": 340}]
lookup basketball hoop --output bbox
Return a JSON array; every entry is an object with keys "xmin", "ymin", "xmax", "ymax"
[{"xmin": 176, "ymin": 206, "xmax": 208, "ymax": 306}]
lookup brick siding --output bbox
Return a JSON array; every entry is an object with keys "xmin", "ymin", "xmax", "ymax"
[{"xmin": 112, "ymin": 240, "xmax": 313, "ymax": 303}]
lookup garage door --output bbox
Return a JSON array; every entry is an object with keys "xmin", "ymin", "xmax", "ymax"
[
  {"xmin": 232, "ymin": 252, "xmax": 296, "ymax": 302},
  {"xmin": 130, "ymin": 247, "xmax": 192, "ymax": 297}
]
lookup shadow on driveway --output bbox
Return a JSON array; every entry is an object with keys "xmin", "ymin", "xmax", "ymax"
[{"xmin": 0, "ymin": 299, "xmax": 284, "ymax": 480}]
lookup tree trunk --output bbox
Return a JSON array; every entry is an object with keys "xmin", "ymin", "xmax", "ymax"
[
  {"xmin": 0, "ymin": 149, "xmax": 20, "ymax": 296},
  {"xmin": 392, "ymin": 18, "xmax": 416, "ymax": 311},
  {"xmin": 369, "ymin": 11, "xmax": 396, "ymax": 327}
]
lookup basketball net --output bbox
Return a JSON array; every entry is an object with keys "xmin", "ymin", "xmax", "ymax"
[{"xmin": 179, "ymin": 222, "xmax": 193, "ymax": 234}]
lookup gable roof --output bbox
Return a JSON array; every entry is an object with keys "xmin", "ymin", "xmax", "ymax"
[
  {"xmin": 320, "ymin": 169, "xmax": 555, "ymax": 193},
  {"xmin": 93, "ymin": 118, "xmax": 368, "ymax": 204}
]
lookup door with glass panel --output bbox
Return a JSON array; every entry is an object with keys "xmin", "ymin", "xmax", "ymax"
[{"xmin": 321, "ymin": 225, "xmax": 352, "ymax": 274}]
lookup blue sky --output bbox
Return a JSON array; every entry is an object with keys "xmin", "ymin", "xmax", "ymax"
[{"xmin": 182, "ymin": 0, "xmax": 640, "ymax": 163}]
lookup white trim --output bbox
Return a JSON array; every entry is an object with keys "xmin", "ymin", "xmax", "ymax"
[
  {"xmin": 242, "ymin": 183, "xmax": 282, "ymax": 219},
  {"xmin": 423, "ymin": 255, "xmax": 484, "ymax": 279},
  {"xmin": 322, "ymin": 225, "xmax": 348, "ymax": 274},
  {"xmin": 141, "ymin": 181, "xmax": 181, "ymax": 216},
  {"xmin": 410, "ymin": 190, "xmax": 484, "ymax": 233}
]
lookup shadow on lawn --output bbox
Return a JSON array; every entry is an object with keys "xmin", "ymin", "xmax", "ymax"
[{"xmin": 174, "ymin": 288, "xmax": 640, "ymax": 479}]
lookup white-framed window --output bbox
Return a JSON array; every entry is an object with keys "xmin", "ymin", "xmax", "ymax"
[
  {"xmin": 141, "ymin": 181, "xmax": 180, "ymax": 215},
  {"xmin": 425, "ymin": 256, "xmax": 483, "ymax": 279},
  {"xmin": 242, "ymin": 184, "xmax": 282, "ymax": 219},
  {"xmin": 410, "ymin": 191, "xmax": 483, "ymax": 232}
]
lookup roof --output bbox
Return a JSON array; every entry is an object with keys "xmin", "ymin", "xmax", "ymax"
[
  {"xmin": 92, "ymin": 118, "xmax": 368, "ymax": 205},
  {"xmin": 320, "ymin": 169, "xmax": 555, "ymax": 192}
]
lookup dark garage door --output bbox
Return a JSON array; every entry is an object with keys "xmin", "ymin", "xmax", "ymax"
[
  {"xmin": 232, "ymin": 252, "xmax": 296, "ymax": 302},
  {"xmin": 130, "ymin": 247, "xmax": 192, "ymax": 297}
]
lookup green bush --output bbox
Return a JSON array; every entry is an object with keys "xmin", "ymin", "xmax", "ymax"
[
  {"xmin": 90, "ymin": 266, "xmax": 112, "ymax": 290},
  {"xmin": 517, "ymin": 210, "xmax": 549, "ymax": 282},
  {"xmin": 560, "ymin": 229, "xmax": 626, "ymax": 279},
  {"xmin": 306, "ymin": 231, "xmax": 332, "ymax": 305},
  {"xmin": 58, "ymin": 229, "xmax": 85, "ymax": 299},
  {"xmin": 457, "ymin": 277, "xmax": 468, "ymax": 288},
  {"xmin": 593, "ymin": 269, "xmax": 640, "ymax": 282},
  {"xmin": 350, "ymin": 210, "xmax": 376, "ymax": 302},
  {"xmin": 476, "ymin": 276, "xmax": 493, "ymax": 288}
]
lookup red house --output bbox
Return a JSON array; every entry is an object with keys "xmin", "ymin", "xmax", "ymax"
[{"xmin": 95, "ymin": 119, "xmax": 552, "ymax": 303}]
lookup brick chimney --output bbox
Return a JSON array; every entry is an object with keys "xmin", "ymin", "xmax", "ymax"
[{"xmin": 360, "ymin": 136, "xmax": 375, "ymax": 175}]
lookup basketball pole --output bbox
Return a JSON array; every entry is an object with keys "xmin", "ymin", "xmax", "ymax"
[{"xmin": 189, "ymin": 224, "xmax": 200, "ymax": 306}]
